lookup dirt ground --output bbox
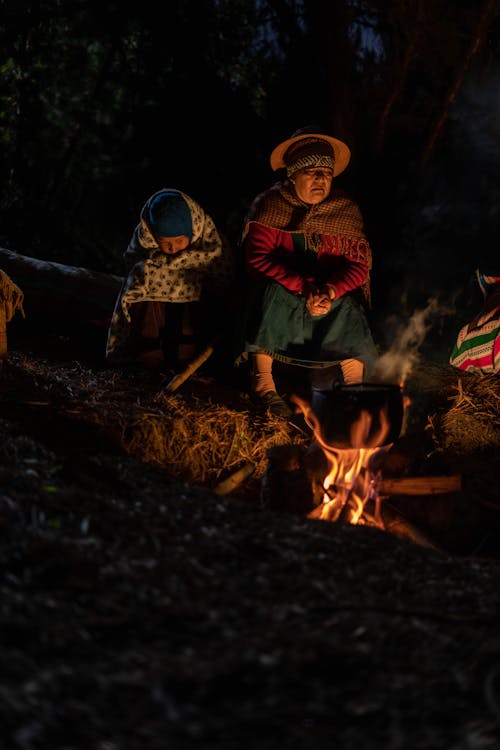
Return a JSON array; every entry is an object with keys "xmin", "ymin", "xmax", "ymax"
[{"xmin": 1, "ymin": 320, "xmax": 500, "ymax": 749}]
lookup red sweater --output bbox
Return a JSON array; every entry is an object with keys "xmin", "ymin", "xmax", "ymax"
[{"xmin": 244, "ymin": 221, "xmax": 369, "ymax": 300}]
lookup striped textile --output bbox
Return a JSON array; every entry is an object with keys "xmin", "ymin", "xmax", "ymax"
[{"xmin": 450, "ymin": 271, "xmax": 500, "ymax": 374}]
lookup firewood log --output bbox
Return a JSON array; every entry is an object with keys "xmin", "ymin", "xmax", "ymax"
[
  {"xmin": 379, "ymin": 475, "xmax": 462, "ymax": 495},
  {"xmin": 0, "ymin": 247, "xmax": 122, "ymax": 324}
]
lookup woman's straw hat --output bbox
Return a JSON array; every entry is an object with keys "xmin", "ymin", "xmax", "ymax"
[{"xmin": 270, "ymin": 129, "xmax": 351, "ymax": 177}]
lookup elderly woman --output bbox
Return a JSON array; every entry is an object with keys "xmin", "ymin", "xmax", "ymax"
[
  {"xmin": 238, "ymin": 128, "xmax": 378, "ymax": 417},
  {"xmin": 106, "ymin": 188, "xmax": 233, "ymax": 369}
]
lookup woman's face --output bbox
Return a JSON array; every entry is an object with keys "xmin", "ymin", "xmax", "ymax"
[
  {"xmin": 156, "ymin": 235, "xmax": 190, "ymax": 255},
  {"xmin": 291, "ymin": 168, "xmax": 334, "ymax": 204}
]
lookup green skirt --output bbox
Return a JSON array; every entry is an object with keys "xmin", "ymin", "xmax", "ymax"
[{"xmin": 240, "ymin": 281, "xmax": 378, "ymax": 375}]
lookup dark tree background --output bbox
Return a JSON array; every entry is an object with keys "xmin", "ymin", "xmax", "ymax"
[{"xmin": 1, "ymin": 0, "xmax": 499, "ymax": 357}]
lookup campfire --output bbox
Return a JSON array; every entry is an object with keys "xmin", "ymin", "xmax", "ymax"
[
  {"xmin": 260, "ymin": 381, "xmax": 461, "ymax": 549},
  {"xmin": 291, "ymin": 386, "xmax": 400, "ymax": 527}
]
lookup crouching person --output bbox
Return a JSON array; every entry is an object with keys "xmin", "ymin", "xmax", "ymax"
[
  {"xmin": 106, "ymin": 189, "xmax": 234, "ymax": 370},
  {"xmin": 450, "ymin": 269, "xmax": 500, "ymax": 374}
]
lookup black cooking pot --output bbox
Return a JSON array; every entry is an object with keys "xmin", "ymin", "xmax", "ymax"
[{"xmin": 311, "ymin": 383, "xmax": 404, "ymax": 449}]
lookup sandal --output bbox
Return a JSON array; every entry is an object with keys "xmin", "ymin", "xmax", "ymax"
[{"xmin": 258, "ymin": 391, "xmax": 293, "ymax": 418}]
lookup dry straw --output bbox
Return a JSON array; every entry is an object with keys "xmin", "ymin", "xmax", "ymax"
[
  {"xmin": 410, "ymin": 360, "xmax": 500, "ymax": 453},
  {"xmin": 439, "ymin": 372, "xmax": 500, "ymax": 452},
  {"xmin": 5, "ymin": 354, "xmax": 309, "ymax": 498}
]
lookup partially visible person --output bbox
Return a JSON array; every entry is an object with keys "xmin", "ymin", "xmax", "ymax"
[
  {"xmin": 236, "ymin": 127, "xmax": 379, "ymax": 417},
  {"xmin": 450, "ymin": 269, "xmax": 500, "ymax": 374},
  {"xmin": 106, "ymin": 188, "xmax": 234, "ymax": 369}
]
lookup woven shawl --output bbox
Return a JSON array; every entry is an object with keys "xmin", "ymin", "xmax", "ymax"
[
  {"xmin": 450, "ymin": 277, "xmax": 500, "ymax": 373},
  {"xmin": 106, "ymin": 190, "xmax": 233, "ymax": 361},
  {"xmin": 244, "ymin": 182, "xmax": 372, "ymax": 301},
  {"xmin": 0, "ymin": 270, "xmax": 24, "ymax": 356}
]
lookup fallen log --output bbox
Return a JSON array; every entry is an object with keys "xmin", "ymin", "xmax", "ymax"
[{"xmin": 0, "ymin": 247, "xmax": 122, "ymax": 323}]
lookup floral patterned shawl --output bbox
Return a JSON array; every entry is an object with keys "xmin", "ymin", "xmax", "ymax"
[{"xmin": 106, "ymin": 189, "xmax": 233, "ymax": 361}]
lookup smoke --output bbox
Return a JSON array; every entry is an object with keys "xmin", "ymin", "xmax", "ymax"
[{"xmin": 373, "ymin": 296, "xmax": 455, "ymax": 384}]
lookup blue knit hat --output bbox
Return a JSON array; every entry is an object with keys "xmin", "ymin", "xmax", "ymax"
[{"xmin": 148, "ymin": 190, "xmax": 192, "ymax": 240}]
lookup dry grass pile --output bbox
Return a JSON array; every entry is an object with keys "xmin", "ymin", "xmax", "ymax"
[
  {"xmin": 416, "ymin": 364, "xmax": 500, "ymax": 454},
  {"xmin": 438, "ymin": 371, "xmax": 500, "ymax": 453},
  {"xmin": 123, "ymin": 391, "xmax": 306, "ymax": 489},
  {"xmin": 3, "ymin": 353, "xmax": 309, "ymax": 496},
  {"xmin": 403, "ymin": 359, "xmax": 499, "ymax": 454}
]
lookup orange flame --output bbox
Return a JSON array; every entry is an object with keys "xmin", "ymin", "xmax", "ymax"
[{"xmin": 292, "ymin": 394, "xmax": 392, "ymax": 527}]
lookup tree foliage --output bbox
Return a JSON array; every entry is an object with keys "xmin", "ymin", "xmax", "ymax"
[{"xmin": 0, "ymin": 0, "xmax": 498, "ymax": 325}]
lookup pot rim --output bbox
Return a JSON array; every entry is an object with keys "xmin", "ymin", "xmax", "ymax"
[{"xmin": 331, "ymin": 382, "xmax": 403, "ymax": 393}]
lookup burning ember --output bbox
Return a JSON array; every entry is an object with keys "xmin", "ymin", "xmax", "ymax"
[
  {"xmin": 291, "ymin": 390, "xmax": 404, "ymax": 527},
  {"xmin": 263, "ymin": 383, "xmax": 458, "ymax": 551}
]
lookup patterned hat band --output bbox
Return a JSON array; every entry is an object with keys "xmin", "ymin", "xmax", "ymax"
[{"xmin": 286, "ymin": 153, "xmax": 335, "ymax": 178}]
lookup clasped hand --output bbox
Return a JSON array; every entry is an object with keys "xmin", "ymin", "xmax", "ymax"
[{"xmin": 305, "ymin": 284, "xmax": 334, "ymax": 316}]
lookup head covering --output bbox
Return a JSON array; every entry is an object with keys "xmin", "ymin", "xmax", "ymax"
[
  {"xmin": 270, "ymin": 129, "xmax": 351, "ymax": 178},
  {"xmin": 476, "ymin": 268, "xmax": 500, "ymax": 297},
  {"xmin": 283, "ymin": 138, "xmax": 335, "ymax": 178},
  {"xmin": 148, "ymin": 189, "xmax": 193, "ymax": 239}
]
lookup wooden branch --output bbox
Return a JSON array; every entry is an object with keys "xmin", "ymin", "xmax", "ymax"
[
  {"xmin": 214, "ymin": 462, "xmax": 255, "ymax": 496},
  {"xmin": 381, "ymin": 512, "xmax": 444, "ymax": 552},
  {"xmin": 163, "ymin": 337, "xmax": 220, "ymax": 393},
  {"xmin": 307, "ymin": 496, "xmax": 444, "ymax": 551},
  {"xmin": 307, "ymin": 504, "xmax": 326, "ymax": 521},
  {"xmin": 307, "ymin": 475, "xmax": 461, "ymax": 520},
  {"xmin": 379, "ymin": 475, "xmax": 461, "ymax": 495}
]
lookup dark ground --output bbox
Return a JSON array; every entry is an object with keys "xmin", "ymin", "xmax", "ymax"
[{"xmin": 1, "ymin": 319, "xmax": 500, "ymax": 750}]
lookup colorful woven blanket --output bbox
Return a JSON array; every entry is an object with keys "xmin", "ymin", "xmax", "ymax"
[{"xmin": 450, "ymin": 271, "xmax": 500, "ymax": 374}]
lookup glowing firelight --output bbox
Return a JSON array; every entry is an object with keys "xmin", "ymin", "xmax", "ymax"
[{"xmin": 291, "ymin": 395, "xmax": 394, "ymax": 527}]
